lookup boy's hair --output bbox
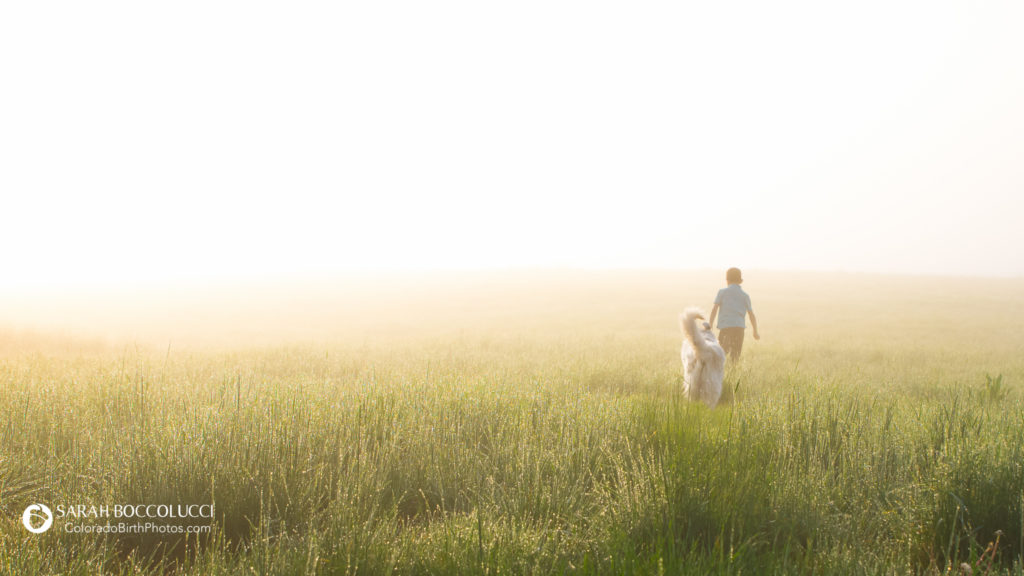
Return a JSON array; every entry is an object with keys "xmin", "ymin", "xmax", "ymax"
[{"xmin": 726, "ymin": 267, "xmax": 743, "ymax": 284}]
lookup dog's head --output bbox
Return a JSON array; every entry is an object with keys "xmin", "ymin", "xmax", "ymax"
[{"xmin": 700, "ymin": 322, "xmax": 718, "ymax": 344}]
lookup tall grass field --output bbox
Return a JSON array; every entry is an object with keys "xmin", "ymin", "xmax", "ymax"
[{"xmin": 1, "ymin": 271, "xmax": 1022, "ymax": 575}]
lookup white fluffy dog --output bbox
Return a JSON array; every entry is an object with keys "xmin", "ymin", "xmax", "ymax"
[{"xmin": 679, "ymin": 308, "xmax": 726, "ymax": 407}]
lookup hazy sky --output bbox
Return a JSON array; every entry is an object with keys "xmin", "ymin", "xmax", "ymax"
[{"xmin": 2, "ymin": 1, "xmax": 1022, "ymax": 288}]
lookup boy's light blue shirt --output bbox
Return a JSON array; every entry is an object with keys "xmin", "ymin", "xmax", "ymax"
[{"xmin": 714, "ymin": 284, "xmax": 752, "ymax": 329}]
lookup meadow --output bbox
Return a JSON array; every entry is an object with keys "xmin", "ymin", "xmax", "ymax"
[{"xmin": 0, "ymin": 270, "xmax": 1022, "ymax": 575}]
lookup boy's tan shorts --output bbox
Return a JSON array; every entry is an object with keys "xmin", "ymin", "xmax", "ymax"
[{"xmin": 718, "ymin": 327, "xmax": 745, "ymax": 360}]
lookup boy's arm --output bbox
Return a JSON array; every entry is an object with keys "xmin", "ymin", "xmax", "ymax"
[
  {"xmin": 708, "ymin": 303, "xmax": 719, "ymax": 328},
  {"xmin": 749, "ymin": 310, "xmax": 760, "ymax": 340}
]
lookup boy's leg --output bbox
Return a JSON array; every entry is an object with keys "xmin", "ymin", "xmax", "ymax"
[
  {"xmin": 718, "ymin": 329, "xmax": 734, "ymax": 357},
  {"xmin": 731, "ymin": 328, "xmax": 745, "ymax": 359}
]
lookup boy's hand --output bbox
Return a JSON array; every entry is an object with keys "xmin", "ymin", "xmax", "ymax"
[{"xmin": 753, "ymin": 330, "xmax": 760, "ymax": 341}]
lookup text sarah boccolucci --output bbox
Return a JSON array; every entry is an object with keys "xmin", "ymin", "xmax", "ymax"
[{"xmin": 55, "ymin": 504, "xmax": 214, "ymax": 519}]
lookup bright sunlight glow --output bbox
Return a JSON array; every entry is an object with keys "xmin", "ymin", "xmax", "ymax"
[{"xmin": 2, "ymin": 1, "xmax": 1023, "ymax": 289}]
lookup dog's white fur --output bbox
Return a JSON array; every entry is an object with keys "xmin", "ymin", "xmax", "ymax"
[{"xmin": 679, "ymin": 307, "xmax": 726, "ymax": 407}]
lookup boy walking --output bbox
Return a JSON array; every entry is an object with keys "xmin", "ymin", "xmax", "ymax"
[{"xmin": 708, "ymin": 267, "xmax": 760, "ymax": 360}]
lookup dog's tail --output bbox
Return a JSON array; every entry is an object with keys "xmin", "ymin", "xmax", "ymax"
[{"xmin": 680, "ymin": 307, "xmax": 710, "ymax": 352}]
